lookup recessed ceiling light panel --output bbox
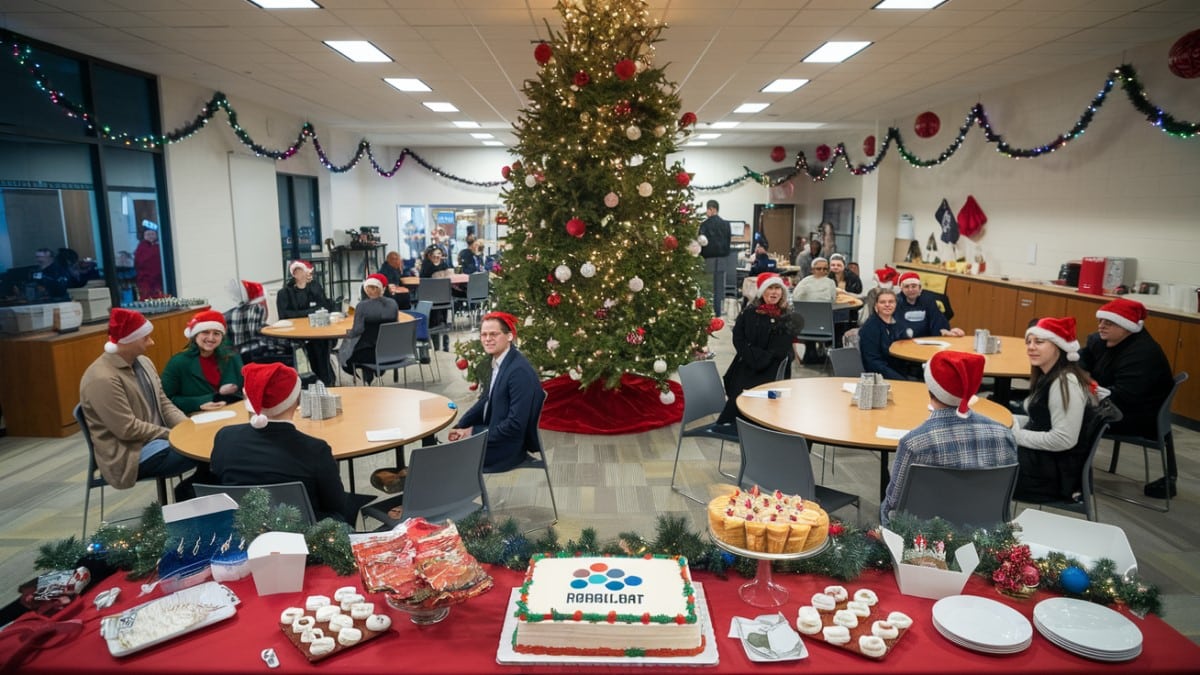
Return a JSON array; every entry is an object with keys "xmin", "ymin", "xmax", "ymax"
[
  {"xmin": 685, "ymin": 141, "xmax": 709, "ymax": 147},
  {"xmin": 323, "ymin": 40, "xmax": 391, "ymax": 63},
  {"xmin": 482, "ymin": 140, "xmax": 504, "ymax": 146},
  {"xmin": 423, "ymin": 102, "xmax": 459, "ymax": 112},
  {"xmin": 761, "ymin": 78, "xmax": 809, "ymax": 93},
  {"xmin": 248, "ymin": 0, "xmax": 320, "ymax": 8},
  {"xmin": 384, "ymin": 77, "xmax": 431, "ymax": 92},
  {"xmin": 733, "ymin": 103, "xmax": 769, "ymax": 114},
  {"xmin": 696, "ymin": 133, "xmax": 721, "ymax": 140},
  {"xmin": 873, "ymin": 0, "xmax": 947, "ymax": 9},
  {"xmin": 710, "ymin": 121, "xmax": 740, "ymax": 129},
  {"xmin": 452, "ymin": 121, "xmax": 480, "ymax": 128},
  {"xmin": 803, "ymin": 41, "xmax": 871, "ymax": 63},
  {"xmin": 470, "ymin": 133, "xmax": 494, "ymax": 139}
]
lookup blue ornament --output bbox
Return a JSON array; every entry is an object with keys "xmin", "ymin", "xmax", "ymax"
[
  {"xmin": 720, "ymin": 551, "xmax": 735, "ymax": 566},
  {"xmin": 1060, "ymin": 565, "xmax": 1089, "ymax": 594}
]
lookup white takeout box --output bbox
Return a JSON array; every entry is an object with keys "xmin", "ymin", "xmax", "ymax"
[
  {"xmin": 247, "ymin": 532, "xmax": 309, "ymax": 595},
  {"xmin": 882, "ymin": 527, "xmax": 979, "ymax": 600},
  {"xmin": 1013, "ymin": 509, "xmax": 1137, "ymax": 576}
]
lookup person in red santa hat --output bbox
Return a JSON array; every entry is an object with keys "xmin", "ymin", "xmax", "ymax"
[
  {"xmin": 880, "ymin": 350, "xmax": 1017, "ymax": 524},
  {"xmin": 79, "ymin": 308, "xmax": 199, "ymax": 500},
  {"xmin": 277, "ymin": 260, "xmax": 337, "ymax": 385},
  {"xmin": 1012, "ymin": 316, "xmax": 1098, "ymax": 503},
  {"xmin": 1080, "ymin": 298, "xmax": 1177, "ymax": 499},
  {"xmin": 714, "ymin": 273, "xmax": 799, "ymax": 428},
  {"xmin": 210, "ymin": 363, "xmax": 372, "ymax": 524},
  {"xmin": 161, "ymin": 309, "xmax": 244, "ymax": 413},
  {"xmin": 894, "ymin": 271, "xmax": 963, "ymax": 339},
  {"xmin": 339, "ymin": 273, "xmax": 400, "ymax": 384}
]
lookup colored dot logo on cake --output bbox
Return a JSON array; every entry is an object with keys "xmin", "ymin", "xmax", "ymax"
[{"xmin": 568, "ymin": 562, "xmax": 643, "ymax": 591}]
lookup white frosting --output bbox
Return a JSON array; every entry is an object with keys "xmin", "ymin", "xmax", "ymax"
[
  {"xmin": 824, "ymin": 585, "xmax": 848, "ymax": 603},
  {"xmin": 300, "ymin": 627, "xmax": 324, "ymax": 643},
  {"xmin": 811, "ymin": 592, "xmax": 837, "ymax": 611},
  {"xmin": 796, "ymin": 606, "xmax": 823, "ymax": 635},
  {"xmin": 333, "ymin": 586, "xmax": 358, "ymax": 602},
  {"xmin": 859, "ymin": 635, "xmax": 888, "ymax": 657},
  {"xmin": 365, "ymin": 614, "xmax": 392, "ymax": 632},
  {"xmin": 315, "ymin": 605, "xmax": 341, "ymax": 622},
  {"xmin": 291, "ymin": 616, "xmax": 314, "ymax": 633},
  {"xmin": 308, "ymin": 636, "xmax": 335, "ymax": 656},
  {"xmin": 280, "ymin": 607, "xmax": 304, "ymax": 624},
  {"xmin": 887, "ymin": 611, "xmax": 913, "ymax": 629},
  {"xmin": 337, "ymin": 627, "xmax": 363, "ymax": 646},
  {"xmin": 328, "ymin": 615, "xmax": 354, "ymax": 633},
  {"xmin": 305, "ymin": 595, "xmax": 330, "ymax": 611},
  {"xmin": 822, "ymin": 625, "xmax": 851, "ymax": 645},
  {"xmin": 339, "ymin": 594, "xmax": 365, "ymax": 611},
  {"xmin": 846, "ymin": 600, "xmax": 871, "ymax": 617},
  {"xmin": 872, "ymin": 620, "xmax": 899, "ymax": 639},
  {"xmin": 833, "ymin": 609, "xmax": 858, "ymax": 628},
  {"xmin": 349, "ymin": 602, "xmax": 374, "ymax": 620},
  {"xmin": 853, "ymin": 588, "xmax": 878, "ymax": 606}
]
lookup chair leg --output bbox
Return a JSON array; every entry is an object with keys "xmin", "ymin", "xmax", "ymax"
[
  {"xmin": 669, "ymin": 437, "xmax": 704, "ymax": 505},
  {"xmin": 1107, "ymin": 440, "xmax": 1122, "ymax": 473},
  {"xmin": 716, "ymin": 440, "xmax": 737, "ymax": 480},
  {"xmin": 156, "ymin": 477, "xmax": 169, "ymax": 505},
  {"xmin": 542, "ymin": 463, "xmax": 558, "ymax": 523},
  {"xmin": 82, "ymin": 486, "xmax": 92, "ymax": 541}
]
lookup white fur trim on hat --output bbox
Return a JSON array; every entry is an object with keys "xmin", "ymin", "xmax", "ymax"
[
  {"xmin": 362, "ymin": 276, "xmax": 384, "ymax": 291},
  {"xmin": 105, "ymin": 311, "xmax": 153, "ymax": 353},
  {"xmin": 756, "ymin": 274, "xmax": 787, "ymax": 299},
  {"xmin": 1026, "ymin": 323, "xmax": 1081, "ymax": 362},
  {"xmin": 289, "ymin": 260, "xmax": 311, "ymax": 275},
  {"xmin": 244, "ymin": 377, "xmax": 301, "ymax": 429},
  {"xmin": 1095, "ymin": 298, "xmax": 1145, "ymax": 334}
]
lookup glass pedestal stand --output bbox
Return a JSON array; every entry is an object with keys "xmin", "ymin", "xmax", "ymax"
[
  {"xmin": 386, "ymin": 597, "xmax": 451, "ymax": 625},
  {"xmin": 711, "ymin": 531, "xmax": 832, "ymax": 608}
]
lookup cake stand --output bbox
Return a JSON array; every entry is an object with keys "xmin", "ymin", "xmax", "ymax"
[
  {"xmin": 710, "ymin": 531, "xmax": 831, "ymax": 608},
  {"xmin": 385, "ymin": 597, "xmax": 451, "ymax": 625}
]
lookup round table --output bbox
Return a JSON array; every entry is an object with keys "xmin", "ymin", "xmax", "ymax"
[
  {"xmin": 737, "ymin": 377, "xmax": 1013, "ymax": 499},
  {"xmin": 888, "ymin": 335, "xmax": 1027, "ymax": 377},
  {"xmin": 169, "ymin": 387, "xmax": 458, "ymax": 491},
  {"xmin": 261, "ymin": 312, "xmax": 415, "ymax": 340}
]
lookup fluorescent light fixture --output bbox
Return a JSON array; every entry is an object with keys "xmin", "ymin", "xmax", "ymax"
[
  {"xmin": 452, "ymin": 121, "xmax": 480, "ymax": 128},
  {"xmin": 248, "ymin": 0, "xmax": 320, "ymax": 8},
  {"xmin": 482, "ymin": 140, "xmax": 505, "ymax": 146},
  {"xmin": 423, "ymin": 101, "xmax": 458, "ymax": 112},
  {"xmin": 470, "ymin": 133, "xmax": 494, "ymax": 139},
  {"xmin": 873, "ymin": 0, "xmax": 947, "ymax": 9},
  {"xmin": 685, "ymin": 141, "xmax": 709, "ymax": 147},
  {"xmin": 803, "ymin": 41, "xmax": 872, "ymax": 63},
  {"xmin": 761, "ymin": 78, "xmax": 809, "ymax": 93},
  {"xmin": 383, "ymin": 77, "xmax": 431, "ymax": 92},
  {"xmin": 696, "ymin": 133, "xmax": 721, "ymax": 140},
  {"xmin": 733, "ymin": 103, "xmax": 769, "ymax": 114},
  {"xmin": 323, "ymin": 40, "xmax": 391, "ymax": 63},
  {"xmin": 710, "ymin": 121, "xmax": 740, "ymax": 129}
]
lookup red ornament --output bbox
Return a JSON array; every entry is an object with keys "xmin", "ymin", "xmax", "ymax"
[
  {"xmin": 546, "ymin": 273, "xmax": 556, "ymax": 283},
  {"xmin": 1169, "ymin": 29, "xmax": 1200, "ymax": 79},
  {"xmin": 636, "ymin": 327, "xmax": 645, "ymax": 335},
  {"xmin": 694, "ymin": 297, "xmax": 706, "ymax": 309},
  {"xmin": 500, "ymin": 165, "xmax": 511, "ymax": 180},
  {"xmin": 455, "ymin": 358, "xmax": 469, "ymax": 370},
  {"xmin": 534, "ymin": 42, "xmax": 553, "ymax": 65},
  {"xmin": 547, "ymin": 292, "xmax": 562, "ymax": 307},
  {"xmin": 662, "ymin": 234, "xmax": 678, "ymax": 251},
  {"xmin": 678, "ymin": 111, "xmax": 697, "ymax": 128},
  {"xmin": 612, "ymin": 100, "xmax": 632, "ymax": 117},
  {"xmin": 815, "ymin": 144, "xmax": 832, "ymax": 163},
  {"xmin": 863, "ymin": 135, "xmax": 876, "ymax": 157},
  {"xmin": 468, "ymin": 382, "xmax": 478, "ymax": 391},
  {"xmin": 565, "ymin": 217, "xmax": 587, "ymax": 238},
  {"xmin": 573, "ymin": 70, "xmax": 590, "ymax": 87},
  {"xmin": 594, "ymin": 307, "xmax": 608, "ymax": 319},
  {"xmin": 914, "ymin": 111, "xmax": 941, "ymax": 138},
  {"xmin": 614, "ymin": 59, "xmax": 636, "ymax": 80},
  {"xmin": 626, "ymin": 331, "xmax": 644, "ymax": 345},
  {"xmin": 708, "ymin": 317, "xmax": 725, "ymax": 333},
  {"xmin": 770, "ymin": 145, "xmax": 786, "ymax": 162},
  {"xmin": 511, "ymin": 160, "xmax": 522, "ymax": 172},
  {"xmin": 675, "ymin": 171, "xmax": 691, "ymax": 187},
  {"xmin": 829, "ymin": 522, "xmax": 845, "ymax": 537}
]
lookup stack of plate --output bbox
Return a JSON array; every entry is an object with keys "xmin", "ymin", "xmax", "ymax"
[
  {"xmin": 931, "ymin": 595, "xmax": 1033, "ymax": 654},
  {"xmin": 1033, "ymin": 597, "xmax": 1143, "ymax": 662}
]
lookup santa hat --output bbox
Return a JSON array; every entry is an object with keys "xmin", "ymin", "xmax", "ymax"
[
  {"xmin": 363, "ymin": 273, "xmax": 387, "ymax": 291},
  {"xmin": 242, "ymin": 280, "xmax": 266, "ymax": 305},
  {"xmin": 897, "ymin": 271, "xmax": 922, "ymax": 287},
  {"xmin": 1026, "ymin": 316, "xmax": 1081, "ymax": 362},
  {"xmin": 1096, "ymin": 298, "xmax": 1146, "ymax": 333},
  {"xmin": 104, "ymin": 308, "xmax": 152, "ymax": 353},
  {"xmin": 184, "ymin": 310, "xmax": 226, "ymax": 340},
  {"xmin": 923, "ymin": 350, "xmax": 985, "ymax": 418},
  {"xmin": 482, "ymin": 311, "xmax": 518, "ymax": 339},
  {"xmin": 874, "ymin": 265, "xmax": 898, "ymax": 286},
  {"xmin": 755, "ymin": 272, "xmax": 786, "ymax": 298},
  {"xmin": 289, "ymin": 260, "xmax": 313, "ymax": 276},
  {"xmin": 242, "ymin": 362, "xmax": 302, "ymax": 429}
]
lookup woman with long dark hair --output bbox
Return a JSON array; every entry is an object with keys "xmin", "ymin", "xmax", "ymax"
[{"xmin": 162, "ymin": 310, "xmax": 244, "ymax": 413}]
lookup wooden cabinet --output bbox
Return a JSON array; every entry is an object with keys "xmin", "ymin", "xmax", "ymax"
[
  {"xmin": 944, "ymin": 276, "xmax": 974, "ymax": 332},
  {"xmin": 1034, "ymin": 292, "xmax": 1067, "ymax": 322},
  {"xmin": 1014, "ymin": 291, "xmax": 1038, "ymax": 332},
  {"xmin": 1171, "ymin": 321, "xmax": 1200, "ymax": 420}
]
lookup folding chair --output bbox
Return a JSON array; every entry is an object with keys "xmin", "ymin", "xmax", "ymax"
[
  {"xmin": 194, "ymin": 481, "xmax": 318, "ymax": 525},
  {"xmin": 1103, "ymin": 372, "xmax": 1188, "ymax": 512},
  {"xmin": 362, "ymin": 431, "xmax": 490, "ymax": 527},
  {"xmin": 895, "ymin": 464, "xmax": 1018, "ymax": 528},
  {"xmin": 670, "ymin": 361, "xmax": 739, "ymax": 504},
  {"xmin": 735, "ymin": 419, "xmax": 860, "ymax": 520},
  {"xmin": 78, "ymin": 404, "xmax": 171, "ymax": 540}
]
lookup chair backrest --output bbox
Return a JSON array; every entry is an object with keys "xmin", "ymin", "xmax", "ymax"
[
  {"xmin": 1073, "ymin": 421, "xmax": 1111, "ymax": 520},
  {"xmin": 421, "ymin": 277, "xmax": 453, "ymax": 308},
  {"xmin": 828, "ymin": 347, "xmax": 863, "ymax": 377},
  {"xmin": 1155, "ymin": 372, "xmax": 1189, "ymax": 441},
  {"xmin": 194, "ymin": 481, "xmax": 317, "ymax": 525},
  {"xmin": 466, "ymin": 272, "xmax": 489, "ymax": 301},
  {"xmin": 792, "ymin": 300, "xmax": 834, "ymax": 340},
  {"xmin": 75, "ymin": 404, "xmax": 106, "ymax": 490},
  {"xmin": 723, "ymin": 252, "xmax": 740, "ymax": 296},
  {"xmin": 774, "ymin": 356, "xmax": 790, "ymax": 381},
  {"xmin": 403, "ymin": 430, "xmax": 489, "ymax": 522},
  {"xmin": 414, "ymin": 299, "xmax": 433, "ymax": 316},
  {"xmin": 373, "ymin": 321, "xmax": 418, "ymax": 366},
  {"xmin": 678, "ymin": 361, "xmax": 728, "ymax": 428},
  {"xmin": 895, "ymin": 464, "xmax": 1018, "ymax": 527},
  {"xmin": 734, "ymin": 419, "xmax": 818, "ymax": 499}
]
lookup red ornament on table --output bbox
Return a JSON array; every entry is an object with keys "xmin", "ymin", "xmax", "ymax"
[
  {"xmin": 614, "ymin": 59, "xmax": 637, "ymax": 80},
  {"xmin": 547, "ymin": 292, "xmax": 562, "ymax": 307},
  {"xmin": 534, "ymin": 42, "xmax": 553, "ymax": 65},
  {"xmin": 455, "ymin": 358, "xmax": 469, "ymax": 370},
  {"xmin": 678, "ymin": 111, "xmax": 697, "ymax": 128},
  {"xmin": 815, "ymin": 144, "xmax": 832, "ymax": 163},
  {"xmin": 863, "ymin": 135, "xmax": 877, "ymax": 157},
  {"xmin": 573, "ymin": 71, "xmax": 590, "ymax": 87},
  {"xmin": 694, "ymin": 297, "xmax": 706, "ymax": 309},
  {"xmin": 662, "ymin": 234, "xmax": 678, "ymax": 250},
  {"xmin": 1169, "ymin": 29, "xmax": 1200, "ymax": 79},
  {"xmin": 565, "ymin": 217, "xmax": 587, "ymax": 238},
  {"xmin": 770, "ymin": 145, "xmax": 787, "ymax": 162},
  {"xmin": 675, "ymin": 171, "xmax": 691, "ymax": 187},
  {"xmin": 914, "ymin": 111, "xmax": 941, "ymax": 138}
]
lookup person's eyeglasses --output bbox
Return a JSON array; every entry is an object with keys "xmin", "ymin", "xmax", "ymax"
[
  {"xmin": 813, "ymin": 266, "xmax": 829, "ymax": 271},
  {"xmin": 479, "ymin": 331, "xmax": 504, "ymax": 339}
]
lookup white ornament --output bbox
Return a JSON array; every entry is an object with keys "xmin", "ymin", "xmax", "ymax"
[
  {"xmin": 629, "ymin": 154, "xmax": 644, "ymax": 166},
  {"xmin": 653, "ymin": 359, "xmax": 667, "ymax": 374},
  {"xmin": 625, "ymin": 125, "xmax": 642, "ymax": 140},
  {"xmin": 604, "ymin": 298, "xmax": 617, "ymax": 308},
  {"xmin": 628, "ymin": 276, "xmax": 644, "ymax": 292},
  {"xmin": 697, "ymin": 234, "xmax": 708, "ymax": 247},
  {"xmin": 653, "ymin": 125, "xmax": 666, "ymax": 138},
  {"xmin": 686, "ymin": 240, "xmax": 702, "ymax": 256},
  {"xmin": 568, "ymin": 368, "xmax": 582, "ymax": 381},
  {"xmin": 525, "ymin": 175, "xmax": 537, "ymax": 187},
  {"xmin": 524, "ymin": 316, "xmax": 534, "ymax": 326},
  {"xmin": 579, "ymin": 262, "xmax": 596, "ymax": 278},
  {"xmin": 580, "ymin": 112, "xmax": 591, "ymax": 123},
  {"xmin": 554, "ymin": 264, "xmax": 572, "ymax": 282},
  {"xmin": 546, "ymin": 338, "xmax": 560, "ymax": 351},
  {"xmin": 539, "ymin": 219, "xmax": 547, "ymax": 229},
  {"xmin": 637, "ymin": 60, "xmax": 649, "ymax": 74},
  {"xmin": 637, "ymin": 182, "xmax": 653, "ymax": 197},
  {"xmin": 659, "ymin": 390, "xmax": 676, "ymax": 405}
]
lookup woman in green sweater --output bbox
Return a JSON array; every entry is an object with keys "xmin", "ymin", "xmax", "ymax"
[{"xmin": 162, "ymin": 310, "xmax": 244, "ymax": 413}]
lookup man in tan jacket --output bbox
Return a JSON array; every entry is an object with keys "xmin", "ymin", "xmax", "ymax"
[{"xmin": 80, "ymin": 308, "xmax": 194, "ymax": 499}]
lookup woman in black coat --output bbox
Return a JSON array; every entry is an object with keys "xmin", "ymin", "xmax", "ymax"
[
  {"xmin": 276, "ymin": 260, "xmax": 336, "ymax": 385},
  {"xmin": 716, "ymin": 273, "xmax": 799, "ymax": 426}
]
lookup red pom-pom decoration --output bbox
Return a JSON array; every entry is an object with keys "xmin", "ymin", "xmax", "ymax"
[
  {"xmin": 614, "ymin": 59, "xmax": 636, "ymax": 80},
  {"xmin": 863, "ymin": 135, "xmax": 876, "ymax": 157},
  {"xmin": 708, "ymin": 317, "xmax": 725, "ymax": 333},
  {"xmin": 455, "ymin": 358, "xmax": 469, "ymax": 370},
  {"xmin": 678, "ymin": 111, "xmax": 697, "ymax": 128},
  {"xmin": 770, "ymin": 145, "xmax": 786, "ymax": 162},
  {"xmin": 500, "ymin": 165, "xmax": 511, "ymax": 180},
  {"xmin": 534, "ymin": 42, "xmax": 553, "ymax": 65},
  {"xmin": 675, "ymin": 615, "xmax": 688, "ymax": 625},
  {"xmin": 573, "ymin": 70, "xmax": 590, "ymax": 87},
  {"xmin": 675, "ymin": 171, "xmax": 691, "ymax": 187},
  {"xmin": 914, "ymin": 111, "xmax": 940, "ymax": 138},
  {"xmin": 694, "ymin": 297, "xmax": 706, "ymax": 309},
  {"xmin": 565, "ymin": 217, "xmax": 587, "ymax": 238},
  {"xmin": 547, "ymin": 292, "xmax": 562, "ymax": 307},
  {"xmin": 815, "ymin": 144, "xmax": 832, "ymax": 163},
  {"xmin": 662, "ymin": 234, "xmax": 678, "ymax": 250},
  {"xmin": 1169, "ymin": 29, "xmax": 1200, "ymax": 79}
]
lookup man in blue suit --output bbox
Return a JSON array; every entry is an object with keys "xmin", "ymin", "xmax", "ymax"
[{"xmin": 448, "ymin": 311, "xmax": 543, "ymax": 472}]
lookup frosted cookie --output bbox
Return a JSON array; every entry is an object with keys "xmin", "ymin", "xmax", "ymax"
[
  {"xmin": 339, "ymin": 593, "xmax": 365, "ymax": 611},
  {"xmin": 333, "ymin": 586, "xmax": 358, "ymax": 603},
  {"xmin": 337, "ymin": 627, "xmax": 363, "ymax": 647},
  {"xmin": 305, "ymin": 595, "xmax": 331, "ymax": 611},
  {"xmin": 872, "ymin": 620, "xmax": 899, "ymax": 640},
  {"xmin": 811, "ymin": 592, "xmax": 837, "ymax": 612},
  {"xmin": 859, "ymin": 635, "xmax": 887, "ymax": 658},
  {"xmin": 796, "ymin": 606, "xmax": 823, "ymax": 635},
  {"xmin": 846, "ymin": 600, "xmax": 871, "ymax": 617},
  {"xmin": 300, "ymin": 627, "xmax": 324, "ymax": 643},
  {"xmin": 853, "ymin": 588, "xmax": 878, "ymax": 606},
  {"xmin": 365, "ymin": 614, "xmax": 392, "ymax": 632},
  {"xmin": 349, "ymin": 602, "xmax": 374, "ymax": 620},
  {"xmin": 292, "ymin": 616, "xmax": 315, "ymax": 633},
  {"xmin": 280, "ymin": 607, "xmax": 304, "ymax": 624},
  {"xmin": 886, "ymin": 611, "xmax": 912, "ymax": 629},
  {"xmin": 824, "ymin": 585, "xmax": 848, "ymax": 603},
  {"xmin": 833, "ymin": 609, "xmax": 859, "ymax": 629},
  {"xmin": 315, "ymin": 605, "xmax": 341, "ymax": 623},
  {"xmin": 309, "ymin": 636, "xmax": 335, "ymax": 656},
  {"xmin": 328, "ymin": 615, "xmax": 354, "ymax": 634},
  {"xmin": 822, "ymin": 625, "xmax": 851, "ymax": 645}
]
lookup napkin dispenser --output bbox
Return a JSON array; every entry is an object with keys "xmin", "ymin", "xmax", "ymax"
[
  {"xmin": 973, "ymin": 329, "xmax": 1000, "ymax": 354},
  {"xmin": 855, "ymin": 373, "xmax": 890, "ymax": 410},
  {"xmin": 308, "ymin": 308, "xmax": 331, "ymax": 327}
]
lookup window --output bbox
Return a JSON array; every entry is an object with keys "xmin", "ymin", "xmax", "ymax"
[{"xmin": 277, "ymin": 173, "xmax": 321, "ymax": 267}]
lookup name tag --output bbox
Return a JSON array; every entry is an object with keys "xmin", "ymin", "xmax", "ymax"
[{"xmin": 903, "ymin": 309, "xmax": 926, "ymax": 323}]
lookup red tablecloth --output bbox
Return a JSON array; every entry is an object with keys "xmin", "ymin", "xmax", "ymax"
[{"xmin": 19, "ymin": 564, "xmax": 1200, "ymax": 674}]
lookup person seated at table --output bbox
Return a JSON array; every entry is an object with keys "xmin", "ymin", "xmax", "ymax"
[
  {"xmin": 715, "ymin": 274, "xmax": 798, "ymax": 428},
  {"xmin": 792, "ymin": 258, "xmax": 838, "ymax": 364},
  {"xmin": 1012, "ymin": 317, "xmax": 1097, "ymax": 503},
  {"xmin": 447, "ymin": 312, "xmax": 542, "ymax": 472},
  {"xmin": 829, "ymin": 254, "xmax": 862, "ymax": 295},
  {"xmin": 747, "ymin": 243, "xmax": 776, "ymax": 275},
  {"xmin": 211, "ymin": 363, "xmax": 373, "ymax": 525},
  {"xmin": 793, "ymin": 238, "xmax": 821, "ymax": 277},
  {"xmin": 881, "ymin": 350, "xmax": 1017, "ymax": 524},
  {"xmin": 226, "ymin": 279, "xmax": 292, "ymax": 365},
  {"xmin": 458, "ymin": 236, "xmax": 485, "ymax": 275},
  {"xmin": 339, "ymin": 274, "xmax": 399, "ymax": 385},
  {"xmin": 277, "ymin": 260, "xmax": 337, "ymax": 386},
  {"xmin": 161, "ymin": 310, "xmax": 244, "ymax": 414},
  {"xmin": 419, "ymin": 245, "xmax": 453, "ymax": 351},
  {"xmin": 1080, "ymin": 298, "xmax": 1176, "ymax": 498},
  {"xmin": 857, "ymin": 288, "xmax": 917, "ymax": 381},
  {"xmin": 377, "ymin": 251, "xmax": 411, "ymax": 310},
  {"xmin": 894, "ymin": 272, "xmax": 963, "ymax": 338}
]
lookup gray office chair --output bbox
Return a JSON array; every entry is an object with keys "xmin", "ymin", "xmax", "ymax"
[
  {"xmin": 421, "ymin": 277, "xmax": 454, "ymax": 352},
  {"xmin": 412, "ymin": 299, "xmax": 440, "ymax": 381},
  {"xmin": 458, "ymin": 271, "xmax": 489, "ymax": 328},
  {"xmin": 670, "ymin": 361, "xmax": 739, "ymax": 503},
  {"xmin": 773, "ymin": 355, "xmax": 791, "ymax": 381},
  {"xmin": 793, "ymin": 300, "xmax": 835, "ymax": 366},
  {"xmin": 194, "ymin": 481, "xmax": 317, "ymax": 525},
  {"xmin": 734, "ymin": 418, "xmax": 860, "ymax": 520},
  {"xmin": 77, "ymin": 404, "xmax": 172, "ymax": 540},
  {"xmin": 362, "ymin": 430, "xmax": 489, "ymax": 527},
  {"xmin": 1103, "ymin": 372, "xmax": 1187, "ymax": 513},
  {"xmin": 723, "ymin": 251, "xmax": 741, "ymax": 317},
  {"xmin": 828, "ymin": 347, "xmax": 863, "ymax": 377},
  {"xmin": 356, "ymin": 321, "xmax": 425, "ymax": 388},
  {"xmin": 1035, "ymin": 422, "xmax": 1111, "ymax": 522},
  {"xmin": 895, "ymin": 464, "xmax": 1019, "ymax": 528},
  {"xmin": 483, "ymin": 390, "xmax": 558, "ymax": 527}
]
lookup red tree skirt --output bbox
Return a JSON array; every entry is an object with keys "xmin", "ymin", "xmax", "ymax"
[{"xmin": 540, "ymin": 373, "xmax": 683, "ymax": 435}]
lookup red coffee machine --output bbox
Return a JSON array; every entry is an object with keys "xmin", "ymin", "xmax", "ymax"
[{"xmin": 1078, "ymin": 257, "xmax": 1106, "ymax": 295}]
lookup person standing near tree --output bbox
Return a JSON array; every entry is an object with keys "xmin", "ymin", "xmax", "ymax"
[{"xmin": 699, "ymin": 200, "xmax": 731, "ymax": 317}]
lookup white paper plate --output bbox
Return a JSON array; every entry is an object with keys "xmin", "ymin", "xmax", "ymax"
[
  {"xmin": 1033, "ymin": 597, "xmax": 1142, "ymax": 654},
  {"xmin": 932, "ymin": 595, "xmax": 1033, "ymax": 650},
  {"xmin": 933, "ymin": 617, "xmax": 1030, "ymax": 654},
  {"xmin": 1033, "ymin": 616, "xmax": 1142, "ymax": 661}
]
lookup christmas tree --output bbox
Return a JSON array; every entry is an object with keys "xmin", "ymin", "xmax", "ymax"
[{"xmin": 485, "ymin": 0, "xmax": 717, "ymax": 410}]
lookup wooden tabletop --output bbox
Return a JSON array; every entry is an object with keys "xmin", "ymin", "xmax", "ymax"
[
  {"xmin": 261, "ymin": 311, "xmax": 415, "ymax": 339},
  {"xmin": 889, "ymin": 335, "xmax": 1029, "ymax": 378},
  {"xmin": 168, "ymin": 387, "xmax": 458, "ymax": 462}
]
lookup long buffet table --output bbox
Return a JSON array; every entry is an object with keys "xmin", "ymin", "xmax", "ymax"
[{"xmin": 20, "ymin": 563, "xmax": 1200, "ymax": 674}]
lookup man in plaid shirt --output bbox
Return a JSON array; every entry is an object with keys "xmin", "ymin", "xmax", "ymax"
[
  {"xmin": 881, "ymin": 350, "xmax": 1017, "ymax": 524},
  {"xmin": 226, "ymin": 280, "xmax": 292, "ymax": 363}
]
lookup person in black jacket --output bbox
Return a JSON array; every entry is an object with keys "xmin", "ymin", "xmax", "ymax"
[
  {"xmin": 376, "ymin": 251, "xmax": 410, "ymax": 309},
  {"xmin": 857, "ymin": 288, "xmax": 917, "ymax": 381},
  {"xmin": 419, "ymin": 246, "xmax": 452, "ymax": 350},
  {"xmin": 339, "ymin": 274, "xmax": 400, "ymax": 384},
  {"xmin": 716, "ymin": 273, "xmax": 799, "ymax": 427},
  {"xmin": 276, "ymin": 260, "xmax": 336, "ymax": 385},
  {"xmin": 699, "ymin": 200, "xmax": 731, "ymax": 317}
]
